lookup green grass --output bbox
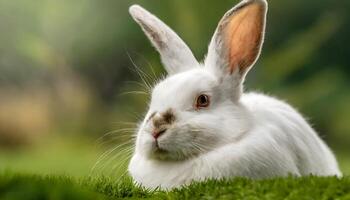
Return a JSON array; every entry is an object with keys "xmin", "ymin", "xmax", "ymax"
[
  {"xmin": 0, "ymin": 136, "xmax": 131, "ymax": 178},
  {"xmin": 0, "ymin": 173, "xmax": 349, "ymax": 200},
  {"xmin": 0, "ymin": 137, "xmax": 103, "ymax": 177},
  {"xmin": 1, "ymin": 138, "xmax": 349, "ymax": 199}
]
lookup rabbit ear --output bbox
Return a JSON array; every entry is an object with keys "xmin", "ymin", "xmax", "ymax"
[
  {"xmin": 129, "ymin": 5, "xmax": 199, "ymax": 74},
  {"xmin": 205, "ymin": 0, "xmax": 267, "ymax": 96}
]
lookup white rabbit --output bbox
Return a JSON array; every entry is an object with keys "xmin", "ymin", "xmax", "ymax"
[{"xmin": 127, "ymin": 0, "xmax": 341, "ymax": 189}]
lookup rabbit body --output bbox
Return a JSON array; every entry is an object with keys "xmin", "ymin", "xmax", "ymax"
[
  {"xmin": 127, "ymin": 0, "xmax": 341, "ymax": 189},
  {"xmin": 129, "ymin": 88, "xmax": 341, "ymax": 189}
]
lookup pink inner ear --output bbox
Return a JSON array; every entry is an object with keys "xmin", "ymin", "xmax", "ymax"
[{"xmin": 225, "ymin": 3, "xmax": 265, "ymax": 74}]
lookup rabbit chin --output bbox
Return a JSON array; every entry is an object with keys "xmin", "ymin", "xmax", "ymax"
[{"xmin": 149, "ymin": 145, "xmax": 194, "ymax": 161}]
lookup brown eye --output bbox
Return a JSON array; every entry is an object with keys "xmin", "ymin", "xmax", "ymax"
[{"xmin": 196, "ymin": 94, "xmax": 210, "ymax": 109}]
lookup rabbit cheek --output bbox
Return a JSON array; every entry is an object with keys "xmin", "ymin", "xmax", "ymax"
[{"xmin": 137, "ymin": 133, "xmax": 155, "ymax": 156}]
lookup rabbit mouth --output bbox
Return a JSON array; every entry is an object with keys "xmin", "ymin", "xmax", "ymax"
[
  {"xmin": 153, "ymin": 139, "xmax": 169, "ymax": 154},
  {"xmin": 150, "ymin": 140, "xmax": 201, "ymax": 161}
]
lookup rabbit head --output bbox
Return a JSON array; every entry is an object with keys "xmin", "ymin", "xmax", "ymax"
[{"xmin": 129, "ymin": 0, "xmax": 267, "ymax": 161}]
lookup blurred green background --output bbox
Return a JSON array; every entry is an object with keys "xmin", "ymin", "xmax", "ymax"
[{"xmin": 0, "ymin": 0, "xmax": 349, "ymax": 178}]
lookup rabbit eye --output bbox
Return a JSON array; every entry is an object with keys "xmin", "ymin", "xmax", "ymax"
[{"xmin": 195, "ymin": 94, "xmax": 210, "ymax": 109}]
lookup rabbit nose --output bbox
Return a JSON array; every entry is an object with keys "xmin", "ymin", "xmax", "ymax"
[
  {"xmin": 149, "ymin": 109, "xmax": 175, "ymax": 139},
  {"xmin": 151, "ymin": 109, "xmax": 175, "ymax": 127},
  {"xmin": 151, "ymin": 114, "xmax": 168, "ymax": 139},
  {"xmin": 152, "ymin": 128, "xmax": 167, "ymax": 139}
]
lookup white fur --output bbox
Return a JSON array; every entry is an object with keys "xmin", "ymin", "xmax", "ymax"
[
  {"xmin": 128, "ymin": 0, "xmax": 341, "ymax": 190},
  {"xmin": 129, "ymin": 5, "xmax": 199, "ymax": 74}
]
